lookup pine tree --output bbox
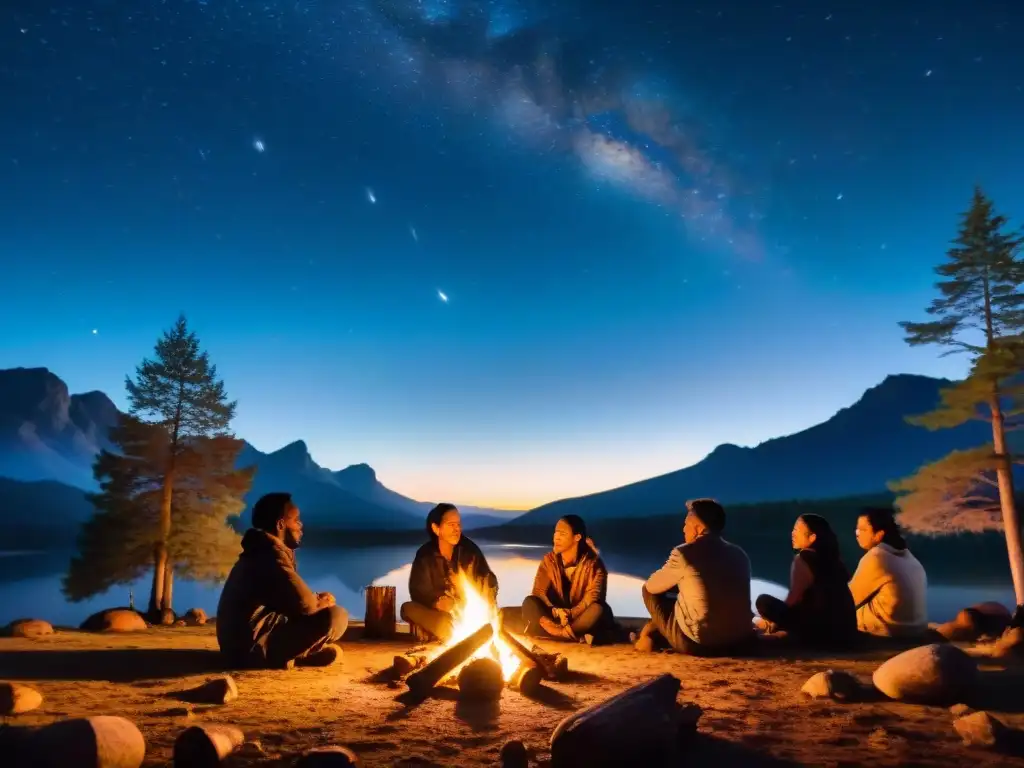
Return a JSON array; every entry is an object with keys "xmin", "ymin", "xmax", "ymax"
[
  {"xmin": 894, "ymin": 187, "xmax": 1024, "ymax": 613},
  {"xmin": 120, "ymin": 315, "xmax": 240, "ymax": 616},
  {"xmin": 63, "ymin": 420, "xmax": 253, "ymax": 607}
]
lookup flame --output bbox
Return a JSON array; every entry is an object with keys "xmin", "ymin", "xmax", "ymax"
[{"xmin": 427, "ymin": 571, "xmax": 521, "ymax": 682}]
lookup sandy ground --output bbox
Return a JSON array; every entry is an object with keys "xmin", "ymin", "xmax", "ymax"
[{"xmin": 2, "ymin": 623, "xmax": 1023, "ymax": 767}]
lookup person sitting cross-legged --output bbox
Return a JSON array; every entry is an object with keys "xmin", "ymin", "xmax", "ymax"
[
  {"xmin": 637, "ymin": 498, "xmax": 755, "ymax": 655},
  {"xmin": 521, "ymin": 514, "xmax": 615, "ymax": 642},
  {"xmin": 216, "ymin": 492, "xmax": 349, "ymax": 669}
]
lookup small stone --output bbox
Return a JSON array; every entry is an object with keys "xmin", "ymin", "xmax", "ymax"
[
  {"xmin": 183, "ymin": 608, "xmax": 208, "ymax": 626},
  {"xmin": 392, "ymin": 655, "xmax": 414, "ymax": 676},
  {"xmin": 954, "ymin": 711, "xmax": 1009, "ymax": 748},
  {"xmin": 237, "ymin": 740, "xmax": 264, "ymax": 758},
  {"xmin": 181, "ymin": 675, "xmax": 238, "ymax": 705},
  {"xmin": 801, "ymin": 670, "xmax": 863, "ymax": 701},
  {"xmin": 162, "ymin": 706, "xmax": 194, "ymax": 718},
  {"xmin": 294, "ymin": 745, "xmax": 361, "ymax": 766},
  {"xmin": 0, "ymin": 682, "xmax": 43, "ymax": 715},
  {"xmin": 872, "ymin": 644, "xmax": 978, "ymax": 704},
  {"xmin": 500, "ymin": 739, "xmax": 529, "ymax": 768},
  {"xmin": 173, "ymin": 725, "xmax": 245, "ymax": 767},
  {"xmin": 950, "ymin": 703, "xmax": 974, "ymax": 719},
  {"xmin": 5, "ymin": 619, "xmax": 54, "ymax": 638},
  {"xmin": 33, "ymin": 716, "xmax": 146, "ymax": 768},
  {"xmin": 80, "ymin": 609, "xmax": 147, "ymax": 633}
]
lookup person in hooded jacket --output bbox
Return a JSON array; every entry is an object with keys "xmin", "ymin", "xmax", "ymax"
[
  {"xmin": 522, "ymin": 515, "xmax": 614, "ymax": 641},
  {"xmin": 848, "ymin": 507, "xmax": 928, "ymax": 638},
  {"xmin": 400, "ymin": 503, "xmax": 498, "ymax": 643},
  {"xmin": 216, "ymin": 492, "xmax": 349, "ymax": 669}
]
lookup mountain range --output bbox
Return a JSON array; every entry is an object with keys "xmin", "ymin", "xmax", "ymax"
[
  {"xmin": 0, "ymin": 366, "xmax": 1004, "ymax": 537},
  {"xmin": 0, "ymin": 367, "xmax": 515, "ymax": 533}
]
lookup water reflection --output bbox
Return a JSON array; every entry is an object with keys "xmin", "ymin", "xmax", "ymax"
[{"xmin": 0, "ymin": 542, "xmax": 1015, "ymax": 628}]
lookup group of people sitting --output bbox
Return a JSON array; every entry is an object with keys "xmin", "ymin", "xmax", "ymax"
[{"xmin": 215, "ymin": 492, "xmax": 929, "ymax": 669}]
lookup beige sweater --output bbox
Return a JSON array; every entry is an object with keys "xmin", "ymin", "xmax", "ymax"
[{"xmin": 848, "ymin": 543, "xmax": 928, "ymax": 638}]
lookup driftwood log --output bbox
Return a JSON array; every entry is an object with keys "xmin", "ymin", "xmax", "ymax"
[
  {"xmin": 363, "ymin": 585, "xmax": 397, "ymax": 639},
  {"xmin": 550, "ymin": 674, "xmax": 682, "ymax": 767},
  {"xmin": 406, "ymin": 623, "xmax": 494, "ymax": 695}
]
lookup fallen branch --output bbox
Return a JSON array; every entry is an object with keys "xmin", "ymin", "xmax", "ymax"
[{"xmin": 406, "ymin": 623, "xmax": 494, "ymax": 696}]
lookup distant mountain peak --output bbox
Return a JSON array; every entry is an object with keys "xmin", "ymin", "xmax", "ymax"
[
  {"xmin": 274, "ymin": 439, "xmax": 311, "ymax": 458},
  {"xmin": 337, "ymin": 462, "xmax": 377, "ymax": 482}
]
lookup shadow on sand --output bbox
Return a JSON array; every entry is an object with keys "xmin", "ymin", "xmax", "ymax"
[
  {"xmin": 0, "ymin": 648, "xmax": 224, "ymax": 682},
  {"xmin": 680, "ymin": 733, "xmax": 802, "ymax": 766}
]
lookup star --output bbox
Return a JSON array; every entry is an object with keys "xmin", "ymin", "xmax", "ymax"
[
  {"xmin": 410, "ymin": 225, "xmax": 418, "ymax": 242},
  {"xmin": 252, "ymin": 137, "xmax": 265, "ymax": 153},
  {"xmin": 91, "ymin": 329, "xmax": 98, "ymax": 335},
  {"xmin": 366, "ymin": 187, "xmax": 376, "ymax": 204},
  {"xmin": 437, "ymin": 289, "xmax": 449, "ymax": 303}
]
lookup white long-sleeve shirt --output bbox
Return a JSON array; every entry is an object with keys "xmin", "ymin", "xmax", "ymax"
[{"xmin": 848, "ymin": 543, "xmax": 928, "ymax": 638}]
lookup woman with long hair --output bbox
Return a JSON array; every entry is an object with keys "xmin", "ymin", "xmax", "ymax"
[
  {"xmin": 521, "ymin": 514, "xmax": 614, "ymax": 642},
  {"xmin": 399, "ymin": 503, "xmax": 497, "ymax": 643},
  {"xmin": 849, "ymin": 507, "xmax": 928, "ymax": 638},
  {"xmin": 754, "ymin": 513, "xmax": 857, "ymax": 648}
]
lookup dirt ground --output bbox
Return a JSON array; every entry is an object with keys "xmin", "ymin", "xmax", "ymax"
[{"xmin": 1, "ymin": 623, "xmax": 1023, "ymax": 767}]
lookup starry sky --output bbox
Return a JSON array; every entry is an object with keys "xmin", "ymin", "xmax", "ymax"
[{"xmin": 2, "ymin": 1, "xmax": 1023, "ymax": 509}]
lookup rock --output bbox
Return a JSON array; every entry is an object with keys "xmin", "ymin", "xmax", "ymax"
[
  {"xmin": 80, "ymin": 608, "xmax": 147, "ymax": 633},
  {"xmin": 801, "ymin": 670, "xmax": 863, "ymax": 701},
  {"xmin": 950, "ymin": 703, "xmax": 974, "ymax": 719},
  {"xmin": 183, "ymin": 608, "xmax": 207, "ymax": 626},
  {"xmin": 237, "ymin": 740, "xmax": 264, "ymax": 758},
  {"xmin": 500, "ymin": 739, "xmax": 529, "ymax": 768},
  {"xmin": 674, "ymin": 702, "xmax": 703, "ymax": 732},
  {"xmin": 458, "ymin": 658, "xmax": 504, "ymax": 702},
  {"xmin": 954, "ymin": 711, "xmax": 1009, "ymax": 748},
  {"xmin": 173, "ymin": 725, "xmax": 245, "ymax": 767},
  {"xmin": 872, "ymin": 644, "xmax": 978, "ymax": 704},
  {"xmin": 158, "ymin": 609, "xmax": 177, "ymax": 626},
  {"xmin": 293, "ymin": 745, "xmax": 361, "ymax": 766},
  {"xmin": 181, "ymin": 675, "xmax": 238, "ymax": 705},
  {"xmin": 5, "ymin": 618, "xmax": 54, "ymax": 638},
  {"xmin": 992, "ymin": 626, "xmax": 1024, "ymax": 658},
  {"xmin": 0, "ymin": 682, "xmax": 43, "ymax": 715},
  {"xmin": 32, "ymin": 715, "xmax": 146, "ymax": 768},
  {"xmin": 161, "ymin": 705, "xmax": 194, "ymax": 718}
]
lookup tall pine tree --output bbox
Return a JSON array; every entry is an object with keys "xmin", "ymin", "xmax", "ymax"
[{"xmin": 895, "ymin": 187, "xmax": 1024, "ymax": 616}]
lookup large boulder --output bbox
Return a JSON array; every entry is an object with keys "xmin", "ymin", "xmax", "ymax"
[
  {"xmin": 80, "ymin": 609, "xmax": 147, "ymax": 633},
  {"xmin": 4, "ymin": 618, "xmax": 54, "ymax": 638},
  {"xmin": 0, "ymin": 682, "xmax": 43, "ymax": 715},
  {"xmin": 934, "ymin": 603, "xmax": 1011, "ymax": 642},
  {"xmin": 183, "ymin": 608, "xmax": 208, "ymax": 626},
  {"xmin": 873, "ymin": 644, "xmax": 978, "ymax": 704},
  {"xmin": 32, "ymin": 716, "xmax": 146, "ymax": 767}
]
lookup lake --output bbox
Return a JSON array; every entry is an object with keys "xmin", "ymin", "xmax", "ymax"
[{"xmin": 0, "ymin": 540, "xmax": 1016, "ymax": 628}]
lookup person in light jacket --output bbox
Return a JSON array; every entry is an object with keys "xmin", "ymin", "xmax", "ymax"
[
  {"xmin": 637, "ymin": 498, "xmax": 754, "ymax": 655},
  {"xmin": 522, "ymin": 515, "xmax": 614, "ymax": 641},
  {"xmin": 849, "ymin": 507, "xmax": 928, "ymax": 638}
]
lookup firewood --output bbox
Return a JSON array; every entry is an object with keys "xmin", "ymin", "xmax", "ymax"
[
  {"xmin": 391, "ymin": 654, "xmax": 426, "ymax": 677},
  {"xmin": 174, "ymin": 725, "xmax": 245, "ymax": 767},
  {"xmin": 499, "ymin": 627, "xmax": 553, "ymax": 676},
  {"xmin": 550, "ymin": 674, "xmax": 682, "ymax": 767},
  {"xmin": 509, "ymin": 664, "xmax": 544, "ymax": 696},
  {"xmin": 527, "ymin": 643, "xmax": 568, "ymax": 680},
  {"xmin": 406, "ymin": 623, "xmax": 494, "ymax": 695},
  {"xmin": 458, "ymin": 657, "xmax": 504, "ymax": 701},
  {"xmin": 363, "ymin": 585, "xmax": 397, "ymax": 639}
]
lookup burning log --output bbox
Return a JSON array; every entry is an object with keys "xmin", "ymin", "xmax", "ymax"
[
  {"xmin": 500, "ymin": 627, "xmax": 552, "ymax": 676},
  {"xmin": 406, "ymin": 623, "xmax": 494, "ymax": 696},
  {"xmin": 509, "ymin": 664, "xmax": 544, "ymax": 696},
  {"xmin": 527, "ymin": 642, "xmax": 569, "ymax": 681},
  {"xmin": 363, "ymin": 585, "xmax": 397, "ymax": 639},
  {"xmin": 457, "ymin": 657, "xmax": 504, "ymax": 701},
  {"xmin": 550, "ymin": 674, "xmax": 682, "ymax": 767}
]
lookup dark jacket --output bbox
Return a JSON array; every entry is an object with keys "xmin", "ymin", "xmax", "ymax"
[
  {"xmin": 216, "ymin": 528, "xmax": 319, "ymax": 664},
  {"xmin": 408, "ymin": 536, "xmax": 497, "ymax": 609},
  {"xmin": 531, "ymin": 546, "xmax": 607, "ymax": 621},
  {"xmin": 790, "ymin": 548, "xmax": 857, "ymax": 644}
]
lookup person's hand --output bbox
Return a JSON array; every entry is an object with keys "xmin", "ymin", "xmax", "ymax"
[
  {"xmin": 552, "ymin": 608, "xmax": 569, "ymax": 626},
  {"xmin": 436, "ymin": 595, "xmax": 455, "ymax": 613},
  {"xmin": 317, "ymin": 592, "xmax": 336, "ymax": 608}
]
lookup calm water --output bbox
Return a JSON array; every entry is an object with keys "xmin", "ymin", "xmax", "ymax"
[{"xmin": 0, "ymin": 542, "xmax": 1015, "ymax": 628}]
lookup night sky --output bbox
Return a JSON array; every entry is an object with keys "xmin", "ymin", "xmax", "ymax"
[{"xmin": 2, "ymin": 1, "xmax": 1023, "ymax": 509}]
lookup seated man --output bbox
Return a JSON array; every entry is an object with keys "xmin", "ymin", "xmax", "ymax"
[
  {"xmin": 638, "ymin": 498, "xmax": 754, "ymax": 655},
  {"xmin": 217, "ymin": 492, "xmax": 348, "ymax": 669},
  {"xmin": 521, "ymin": 514, "xmax": 614, "ymax": 641}
]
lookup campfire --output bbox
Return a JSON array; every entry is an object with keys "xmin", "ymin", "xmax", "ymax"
[{"xmin": 392, "ymin": 572, "xmax": 568, "ymax": 701}]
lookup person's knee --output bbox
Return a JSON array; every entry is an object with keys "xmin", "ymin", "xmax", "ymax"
[
  {"xmin": 329, "ymin": 605, "xmax": 349, "ymax": 635},
  {"xmin": 641, "ymin": 586, "xmax": 657, "ymax": 613},
  {"xmin": 754, "ymin": 594, "xmax": 772, "ymax": 615},
  {"xmin": 399, "ymin": 601, "xmax": 415, "ymax": 623}
]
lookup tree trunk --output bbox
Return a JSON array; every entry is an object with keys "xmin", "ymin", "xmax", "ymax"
[
  {"xmin": 149, "ymin": 469, "xmax": 175, "ymax": 618},
  {"xmin": 164, "ymin": 561, "xmax": 174, "ymax": 614},
  {"xmin": 990, "ymin": 394, "xmax": 1024, "ymax": 608},
  {"xmin": 363, "ymin": 585, "xmax": 397, "ymax": 639}
]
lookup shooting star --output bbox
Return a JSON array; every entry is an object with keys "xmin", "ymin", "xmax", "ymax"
[
  {"xmin": 437, "ymin": 289, "xmax": 449, "ymax": 303},
  {"xmin": 410, "ymin": 225, "xmax": 418, "ymax": 242},
  {"xmin": 366, "ymin": 187, "xmax": 376, "ymax": 204}
]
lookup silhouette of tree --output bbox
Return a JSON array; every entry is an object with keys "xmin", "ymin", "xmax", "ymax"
[{"xmin": 894, "ymin": 187, "xmax": 1024, "ymax": 613}]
